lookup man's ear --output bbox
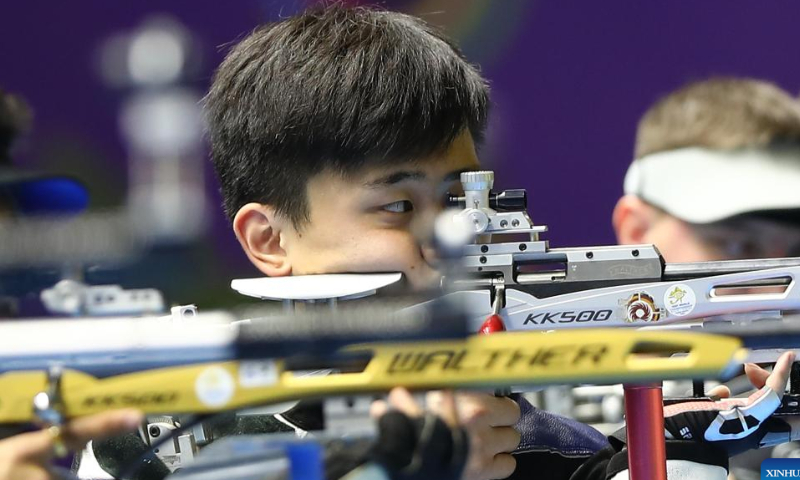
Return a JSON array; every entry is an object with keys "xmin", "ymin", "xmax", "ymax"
[
  {"xmin": 233, "ymin": 203, "xmax": 292, "ymax": 277},
  {"xmin": 612, "ymin": 195, "xmax": 656, "ymax": 245}
]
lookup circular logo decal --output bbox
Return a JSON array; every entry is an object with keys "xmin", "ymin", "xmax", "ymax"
[
  {"xmin": 663, "ymin": 284, "xmax": 696, "ymax": 317},
  {"xmin": 195, "ymin": 366, "xmax": 235, "ymax": 407},
  {"xmin": 623, "ymin": 292, "xmax": 660, "ymax": 323}
]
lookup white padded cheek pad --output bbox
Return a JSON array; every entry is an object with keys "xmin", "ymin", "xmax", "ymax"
[{"xmin": 704, "ymin": 386, "xmax": 781, "ymax": 442}]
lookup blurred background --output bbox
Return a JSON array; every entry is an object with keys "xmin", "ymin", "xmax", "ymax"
[{"xmin": 2, "ymin": 0, "xmax": 800, "ymax": 309}]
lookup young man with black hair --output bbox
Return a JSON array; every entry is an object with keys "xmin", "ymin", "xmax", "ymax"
[
  {"xmin": 204, "ymin": 7, "xmax": 526, "ymax": 479},
  {"xmin": 201, "ymin": 6, "xmax": 800, "ymax": 480},
  {"xmin": 76, "ymin": 8, "xmax": 512, "ymax": 478}
]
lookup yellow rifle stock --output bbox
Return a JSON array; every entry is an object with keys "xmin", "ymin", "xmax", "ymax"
[{"xmin": 0, "ymin": 329, "xmax": 745, "ymax": 423}]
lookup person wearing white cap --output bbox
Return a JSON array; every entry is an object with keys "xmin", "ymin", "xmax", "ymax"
[
  {"xmin": 613, "ymin": 77, "xmax": 800, "ymax": 480},
  {"xmin": 614, "ymin": 77, "xmax": 800, "ymax": 263}
]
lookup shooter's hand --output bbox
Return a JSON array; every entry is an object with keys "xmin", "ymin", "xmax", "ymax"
[
  {"xmin": 370, "ymin": 388, "xmax": 468, "ymax": 480},
  {"xmin": 427, "ymin": 391, "xmax": 521, "ymax": 480},
  {"xmin": 660, "ymin": 351, "xmax": 796, "ymax": 456},
  {"xmin": 0, "ymin": 409, "xmax": 142, "ymax": 480}
]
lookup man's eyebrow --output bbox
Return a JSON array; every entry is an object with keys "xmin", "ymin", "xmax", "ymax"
[
  {"xmin": 441, "ymin": 168, "xmax": 474, "ymax": 185},
  {"xmin": 364, "ymin": 170, "xmax": 426, "ymax": 188}
]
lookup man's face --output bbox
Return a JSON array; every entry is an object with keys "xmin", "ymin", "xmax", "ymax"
[
  {"xmin": 615, "ymin": 196, "xmax": 800, "ymax": 263},
  {"xmin": 640, "ymin": 214, "xmax": 728, "ymax": 263},
  {"xmin": 645, "ymin": 213, "xmax": 800, "ymax": 263},
  {"xmin": 275, "ymin": 131, "xmax": 480, "ymax": 290}
]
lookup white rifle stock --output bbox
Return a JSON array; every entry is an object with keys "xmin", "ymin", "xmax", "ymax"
[{"xmin": 441, "ymin": 171, "xmax": 800, "ymax": 340}]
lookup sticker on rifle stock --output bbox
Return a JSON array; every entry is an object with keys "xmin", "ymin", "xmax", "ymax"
[
  {"xmin": 239, "ymin": 360, "xmax": 279, "ymax": 388},
  {"xmin": 195, "ymin": 366, "xmax": 235, "ymax": 407},
  {"xmin": 622, "ymin": 291, "xmax": 661, "ymax": 323},
  {"xmin": 664, "ymin": 284, "xmax": 696, "ymax": 317}
]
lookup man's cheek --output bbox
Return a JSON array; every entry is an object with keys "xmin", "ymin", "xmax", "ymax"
[
  {"xmin": 348, "ymin": 247, "xmax": 417, "ymax": 273},
  {"xmin": 344, "ymin": 235, "xmax": 422, "ymax": 272}
]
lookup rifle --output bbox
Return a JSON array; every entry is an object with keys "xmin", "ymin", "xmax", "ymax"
[
  {"xmin": 437, "ymin": 170, "xmax": 800, "ymax": 480},
  {"xmin": 3, "ymin": 304, "xmax": 800, "ymax": 479},
  {"xmin": 441, "ymin": 171, "xmax": 800, "ymax": 333}
]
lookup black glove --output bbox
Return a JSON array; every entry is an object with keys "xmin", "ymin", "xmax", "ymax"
[{"xmin": 370, "ymin": 411, "xmax": 469, "ymax": 480}]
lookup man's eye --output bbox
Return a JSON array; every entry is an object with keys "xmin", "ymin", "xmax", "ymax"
[{"xmin": 382, "ymin": 200, "xmax": 414, "ymax": 213}]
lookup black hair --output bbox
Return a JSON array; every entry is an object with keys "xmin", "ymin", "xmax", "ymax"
[
  {"xmin": 204, "ymin": 4, "xmax": 490, "ymax": 225},
  {"xmin": 0, "ymin": 89, "xmax": 32, "ymax": 165}
]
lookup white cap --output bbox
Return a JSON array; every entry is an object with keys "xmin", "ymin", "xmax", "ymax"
[{"xmin": 623, "ymin": 146, "xmax": 800, "ymax": 224}]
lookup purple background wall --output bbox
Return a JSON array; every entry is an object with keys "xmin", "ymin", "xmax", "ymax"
[{"xmin": 2, "ymin": 1, "xmax": 800, "ymax": 306}]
